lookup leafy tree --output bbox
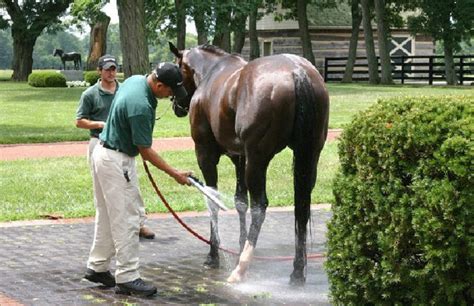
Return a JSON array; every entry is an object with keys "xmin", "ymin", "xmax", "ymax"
[
  {"xmin": 34, "ymin": 31, "xmax": 84, "ymax": 69},
  {"xmin": 0, "ymin": 0, "xmax": 72, "ymax": 81},
  {"xmin": 70, "ymin": 0, "xmax": 111, "ymax": 70},
  {"xmin": 106, "ymin": 23, "xmax": 122, "ymax": 61},
  {"xmin": 0, "ymin": 29, "xmax": 13, "ymax": 69},
  {"xmin": 269, "ymin": 0, "xmax": 336, "ymax": 65},
  {"xmin": 408, "ymin": 0, "xmax": 474, "ymax": 85}
]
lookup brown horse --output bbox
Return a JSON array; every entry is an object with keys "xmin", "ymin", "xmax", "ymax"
[{"xmin": 170, "ymin": 43, "xmax": 329, "ymax": 285}]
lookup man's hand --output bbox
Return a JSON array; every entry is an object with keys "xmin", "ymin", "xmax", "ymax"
[
  {"xmin": 139, "ymin": 146, "xmax": 191, "ymax": 186},
  {"xmin": 173, "ymin": 170, "xmax": 192, "ymax": 186}
]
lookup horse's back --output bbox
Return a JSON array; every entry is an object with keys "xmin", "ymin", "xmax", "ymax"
[{"xmin": 234, "ymin": 54, "xmax": 327, "ymax": 155}]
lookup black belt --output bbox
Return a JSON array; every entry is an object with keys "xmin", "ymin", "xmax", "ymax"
[{"xmin": 100, "ymin": 141, "xmax": 123, "ymax": 153}]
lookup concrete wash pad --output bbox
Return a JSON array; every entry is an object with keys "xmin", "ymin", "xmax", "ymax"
[{"xmin": 0, "ymin": 206, "xmax": 331, "ymax": 305}]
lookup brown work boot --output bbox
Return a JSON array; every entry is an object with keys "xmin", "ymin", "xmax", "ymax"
[{"xmin": 139, "ymin": 226, "xmax": 155, "ymax": 239}]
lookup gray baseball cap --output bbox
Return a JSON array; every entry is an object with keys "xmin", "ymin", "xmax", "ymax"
[{"xmin": 98, "ymin": 54, "xmax": 117, "ymax": 69}]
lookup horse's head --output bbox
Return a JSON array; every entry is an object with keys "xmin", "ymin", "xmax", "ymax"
[
  {"xmin": 53, "ymin": 48, "xmax": 63, "ymax": 56},
  {"xmin": 169, "ymin": 42, "xmax": 197, "ymax": 117}
]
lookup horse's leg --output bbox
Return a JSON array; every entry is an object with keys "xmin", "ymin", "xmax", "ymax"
[
  {"xmin": 196, "ymin": 143, "xmax": 221, "ymax": 268},
  {"xmin": 230, "ymin": 155, "xmax": 248, "ymax": 253},
  {"xmin": 62, "ymin": 59, "xmax": 66, "ymax": 70},
  {"xmin": 227, "ymin": 155, "xmax": 270, "ymax": 283},
  {"xmin": 290, "ymin": 148, "xmax": 322, "ymax": 286}
]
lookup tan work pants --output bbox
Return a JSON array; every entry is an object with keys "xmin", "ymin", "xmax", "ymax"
[
  {"xmin": 87, "ymin": 144, "xmax": 143, "ymax": 283},
  {"xmin": 87, "ymin": 138, "xmax": 146, "ymax": 227}
]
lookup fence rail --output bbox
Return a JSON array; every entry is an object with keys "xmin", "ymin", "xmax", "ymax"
[{"xmin": 324, "ymin": 55, "xmax": 474, "ymax": 85}]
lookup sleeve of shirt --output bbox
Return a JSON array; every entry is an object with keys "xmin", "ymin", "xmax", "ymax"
[
  {"xmin": 129, "ymin": 113, "xmax": 154, "ymax": 148},
  {"xmin": 75, "ymin": 91, "xmax": 93, "ymax": 120}
]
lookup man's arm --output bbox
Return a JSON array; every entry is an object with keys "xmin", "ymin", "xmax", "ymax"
[
  {"xmin": 75, "ymin": 118, "xmax": 105, "ymax": 130},
  {"xmin": 138, "ymin": 146, "xmax": 191, "ymax": 185}
]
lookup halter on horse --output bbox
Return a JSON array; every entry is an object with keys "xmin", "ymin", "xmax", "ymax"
[
  {"xmin": 170, "ymin": 43, "xmax": 329, "ymax": 285},
  {"xmin": 53, "ymin": 48, "xmax": 82, "ymax": 70}
]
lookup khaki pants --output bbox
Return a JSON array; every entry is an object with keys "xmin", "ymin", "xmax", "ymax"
[
  {"xmin": 87, "ymin": 144, "xmax": 143, "ymax": 283},
  {"xmin": 87, "ymin": 138, "xmax": 146, "ymax": 227}
]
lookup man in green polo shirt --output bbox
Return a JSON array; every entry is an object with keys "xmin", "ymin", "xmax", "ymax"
[
  {"xmin": 84, "ymin": 63, "xmax": 191, "ymax": 297},
  {"xmin": 75, "ymin": 54, "xmax": 155, "ymax": 240}
]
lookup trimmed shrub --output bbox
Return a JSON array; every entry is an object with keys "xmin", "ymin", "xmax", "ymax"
[
  {"xmin": 28, "ymin": 71, "xmax": 66, "ymax": 87},
  {"xmin": 326, "ymin": 95, "xmax": 473, "ymax": 305},
  {"xmin": 84, "ymin": 70, "xmax": 100, "ymax": 85}
]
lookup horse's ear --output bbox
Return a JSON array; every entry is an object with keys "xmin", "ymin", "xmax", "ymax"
[{"xmin": 169, "ymin": 41, "xmax": 182, "ymax": 59}]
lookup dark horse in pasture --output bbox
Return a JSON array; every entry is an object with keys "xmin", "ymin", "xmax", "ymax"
[
  {"xmin": 169, "ymin": 43, "xmax": 329, "ymax": 285},
  {"xmin": 53, "ymin": 48, "xmax": 82, "ymax": 70}
]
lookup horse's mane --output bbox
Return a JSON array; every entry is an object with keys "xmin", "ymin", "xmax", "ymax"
[
  {"xmin": 198, "ymin": 44, "xmax": 227, "ymax": 56},
  {"xmin": 198, "ymin": 44, "xmax": 243, "ymax": 59}
]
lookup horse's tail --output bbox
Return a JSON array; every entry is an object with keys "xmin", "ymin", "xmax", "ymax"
[{"xmin": 290, "ymin": 68, "xmax": 328, "ymax": 272}]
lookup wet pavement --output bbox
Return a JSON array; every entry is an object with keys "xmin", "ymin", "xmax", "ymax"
[{"xmin": 0, "ymin": 206, "xmax": 331, "ymax": 305}]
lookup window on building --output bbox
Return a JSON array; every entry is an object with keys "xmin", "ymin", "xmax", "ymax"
[{"xmin": 263, "ymin": 41, "xmax": 273, "ymax": 56}]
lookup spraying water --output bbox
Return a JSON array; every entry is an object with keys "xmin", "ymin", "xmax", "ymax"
[{"xmin": 188, "ymin": 175, "xmax": 231, "ymax": 211}]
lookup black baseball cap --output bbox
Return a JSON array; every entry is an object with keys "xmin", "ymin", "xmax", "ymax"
[
  {"xmin": 98, "ymin": 54, "xmax": 117, "ymax": 69},
  {"xmin": 154, "ymin": 63, "xmax": 187, "ymax": 100}
]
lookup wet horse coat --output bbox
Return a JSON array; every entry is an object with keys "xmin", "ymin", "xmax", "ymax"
[{"xmin": 170, "ymin": 43, "xmax": 329, "ymax": 285}]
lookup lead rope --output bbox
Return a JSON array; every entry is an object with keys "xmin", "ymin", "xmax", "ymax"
[{"xmin": 143, "ymin": 161, "xmax": 325, "ymax": 261}]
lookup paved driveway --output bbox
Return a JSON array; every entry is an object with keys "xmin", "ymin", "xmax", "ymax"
[{"xmin": 0, "ymin": 206, "xmax": 331, "ymax": 305}]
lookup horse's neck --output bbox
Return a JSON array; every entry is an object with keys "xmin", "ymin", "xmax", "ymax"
[{"xmin": 196, "ymin": 56, "xmax": 245, "ymax": 83}]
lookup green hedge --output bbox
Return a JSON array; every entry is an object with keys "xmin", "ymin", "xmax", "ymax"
[
  {"xmin": 326, "ymin": 95, "xmax": 473, "ymax": 305},
  {"xmin": 83, "ymin": 70, "xmax": 100, "ymax": 85},
  {"xmin": 28, "ymin": 71, "xmax": 66, "ymax": 87}
]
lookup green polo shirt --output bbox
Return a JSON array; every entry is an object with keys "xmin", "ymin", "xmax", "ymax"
[
  {"xmin": 76, "ymin": 79, "xmax": 118, "ymax": 137},
  {"xmin": 100, "ymin": 75, "xmax": 157, "ymax": 157}
]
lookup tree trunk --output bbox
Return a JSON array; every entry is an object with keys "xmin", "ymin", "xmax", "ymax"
[
  {"xmin": 117, "ymin": 0, "xmax": 149, "ymax": 77},
  {"xmin": 193, "ymin": 8, "xmax": 208, "ymax": 45},
  {"xmin": 11, "ymin": 35, "xmax": 35, "ymax": 81},
  {"xmin": 4, "ymin": 0, "xmax": 71, "ymax": 81},
  {"xmin": 232, "ymin": 10, "xmax": 248, "ymax": 54},
  {"xmin": 297, "ymin": 0, "xmax": 315, "ymax": 65},
  {"xmin": 212, "ymin": 2, "xmax": 231, "ymax": 52},
  {"xmin": 374, "ymin": 0, "xmax": 392, "ymax": 84},
  {"xmin": 443, "ymin": 40, "xmax": 457, "ymax": 85},
  {"xmin": 87, "ymin": 16, "xmax": 110, "ymax": 71},
  {"xmin": 342, "ymin": 0, "xmax": 362, "ymax": 83},
  {"xmin": 175, "ymin": 0, "xmax": 187, "ymax": 50},
  {"xmin": 360, "ymin": 0, "xmax": 380, "ymax": 84},
  {"xmin": 248, "ymin": 0, "xmax": 260, "ymax": 60}
]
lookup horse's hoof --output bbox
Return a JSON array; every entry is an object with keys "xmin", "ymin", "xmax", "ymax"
[
  {"xmin": 203, "ymin": 255, "xmax": 219, "ymax": 269},
  {"xmin": 289, "ymin": 272, "xmax": 306, "ymax": 286},
  {"xmin": 227, "ymin": 268, "xmax": 243, "ymax": 283}
]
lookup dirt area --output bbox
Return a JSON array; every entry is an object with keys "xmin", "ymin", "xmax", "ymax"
[{"xmin": 0, "ymin": 129, "xmax": 341, "ymax": 161}]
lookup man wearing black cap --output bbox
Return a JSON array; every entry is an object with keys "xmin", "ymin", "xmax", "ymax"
[
  {"xmin": 76, "ymin": 55, "xmax": 156, "ymax": 240},
  {"xmin": 84, "ymin": 63, "xmax": 191, "ymax": 297}
]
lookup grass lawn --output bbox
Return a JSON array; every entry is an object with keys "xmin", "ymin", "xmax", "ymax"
[
  {"xmin": 1, "ymin": 75, "xmax": 472, "ymax": 222},
  {"xmin": 1, "ymin": 79, "xmax": 472, "ymax": 144},
  {"xmin": 0, "ymin": 142, "xmax": 338, "ymax": 222}
]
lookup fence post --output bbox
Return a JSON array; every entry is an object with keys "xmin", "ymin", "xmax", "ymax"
[
  {"xmin": 324, "ymin": 57, "xmax": 328, "ymax": 82},
  {"xmin": 459, "ymin": 56, "xmax": 464, "ymax": 85},
  {"xmin": 401, "ymin": 56, "xmax": 405, "ymax": 84},
  {"xmin": 428, "ymin": 56, "xmax": 434, "ymax": 85}
]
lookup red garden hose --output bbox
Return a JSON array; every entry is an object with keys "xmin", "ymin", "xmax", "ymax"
[{"xmin": 143, "ymin": 161, "xmax": 325, "ymax": 261}]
